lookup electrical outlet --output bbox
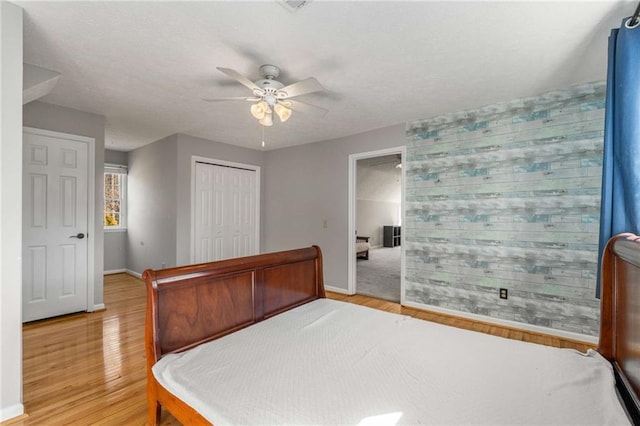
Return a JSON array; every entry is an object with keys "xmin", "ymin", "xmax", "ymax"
[{"xmin": 499, "ymin": 288, "xmax": 508, "ymax": 299}]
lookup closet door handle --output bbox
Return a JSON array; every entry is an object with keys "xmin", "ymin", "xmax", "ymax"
[{"xmin": 69, "ymin": 233, "xmax": 85, "ymax": 239}]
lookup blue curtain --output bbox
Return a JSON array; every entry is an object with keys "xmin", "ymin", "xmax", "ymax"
[{"xmin": 596, "ymin": 17, "xmax": 640, "ymax": 297}]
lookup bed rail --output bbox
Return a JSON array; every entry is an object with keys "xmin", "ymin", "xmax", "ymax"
[{"xmin": 599, "ymin": 233, "xmax": 640, "ymax": 424}]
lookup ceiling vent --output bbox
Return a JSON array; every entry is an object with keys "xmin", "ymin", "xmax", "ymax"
[{"xmin": 277, "ymin": 0, "xmax": 313, "ymax": 13}]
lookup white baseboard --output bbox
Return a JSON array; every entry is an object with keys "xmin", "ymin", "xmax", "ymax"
[
  {"xmin": 104, "ymin": 268, "xmax": 126, "ymax": 275},
  {"xmin": 403, "ymin": 300, "xmax": 598, "ymax": 345},
  {"xmin": 325, "ymin": 285, "xmax": 352, "ymax": 295},
  {"xmin": 90, "ymin": 303, "xmax": 106, "ymax": 312},
  {"xmin": 0, "ymin": 403, "xmax": 24, "ymax": 422},
  {"xmin": 126, "ymin": 269, "xmax": 142, "ymax": 279}
]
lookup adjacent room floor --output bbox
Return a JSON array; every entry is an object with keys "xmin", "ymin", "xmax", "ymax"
[{"xmin": 356, "ymin": 246, "xmax": 401, "ymax": 302}]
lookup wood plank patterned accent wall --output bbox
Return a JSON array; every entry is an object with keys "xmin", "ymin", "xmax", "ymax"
[{"xmin": 404, "ymin": 82, "xmax": 606, "ymax": 336}]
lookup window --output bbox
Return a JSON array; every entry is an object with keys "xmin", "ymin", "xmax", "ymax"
[{"xmin": 104, "ymin": 164, "xmax": 127, "ymax": 230}]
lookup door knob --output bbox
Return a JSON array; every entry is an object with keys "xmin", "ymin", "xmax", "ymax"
[{"xmin": 69, "ymin": 233, "xmax": 85, "ymax": 239}]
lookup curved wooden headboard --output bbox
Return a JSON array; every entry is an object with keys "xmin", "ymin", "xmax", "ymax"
[
  {"xmin": 598, "ymin": 233, "xmax": 640, "ymax": 423},
  {"xmin": 143, "ymin": 246, "xmax": 325, "ymax": 365},
  {"xmin": 143, "ymin": 245, "xmax": 325, "ymax": 425}
]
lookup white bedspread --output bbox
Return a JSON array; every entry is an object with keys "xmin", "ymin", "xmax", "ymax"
[{"xmin": 153, "ymin": 299, "xmax": 630, "ymax": 425}]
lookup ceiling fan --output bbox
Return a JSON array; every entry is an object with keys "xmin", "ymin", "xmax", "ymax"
[{"xmin": 204, "ymin": 64, "xmax": 328, "ymax": 126}]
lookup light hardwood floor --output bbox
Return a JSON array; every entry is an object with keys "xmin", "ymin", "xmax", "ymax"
[{"xmin": 5, "ymin": 273, "xmax": 595, "ymax": 425}]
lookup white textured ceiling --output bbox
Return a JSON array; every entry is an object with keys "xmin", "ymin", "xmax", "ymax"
[{"xmin": 19, "ymin": 1, "xmax": 634, "ymax": 152}]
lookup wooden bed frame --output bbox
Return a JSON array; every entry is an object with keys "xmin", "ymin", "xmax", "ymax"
[
  {"xmin": 143, "ymin": 246, "xmax": 325, "ymax": 425},
  {"xmin": 144, "ymin": 235, "xmax": 640, "ymax": 426},
  {"xmin": 599, "ymin": 233, "xmax": 640, "ymax": 424}
]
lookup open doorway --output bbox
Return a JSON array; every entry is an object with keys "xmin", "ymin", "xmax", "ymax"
[{"xmin": 348, "ymin": 146, "xmax": 405, "ymax": 303}]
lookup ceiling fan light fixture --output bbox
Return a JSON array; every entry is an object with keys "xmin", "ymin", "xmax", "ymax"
[
  {"xmin": 250, "ymin": 101, "xmax": 269, "ymax": 120},
  {"xmin": 213, "ymin": 65, "xmax": 328, "ymax": 124},
  {"xmin": 274, "ymin": 103, "xmax": 292, "ymax": 122},
  {"xmin": 259, "ymin": 110, "xmax": 273, "ymax": 126}
]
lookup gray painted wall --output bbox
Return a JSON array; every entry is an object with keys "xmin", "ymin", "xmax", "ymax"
[
  {"xmin": 126, "ymin": 135, "xmax": 178, "ymax": 274},
  {"xmin": 105, "ymin": 149, "xmax": 127, "ymax": 165},
  {"xmin": 22, "ymin": 101, "xmax": 106, "ymax": 308},
  {"xmin": 357, "ymin": 200, "xmax": 399, "ymax": 247},
  {"xmin": 263, "ymin": 124, "xmax": 406, "ymax": 289},
  {"xmin": 104, "ymin": 149, "xmax": 127, "ymax": 272},
  {"xmin": 104, "ymin": 231, "xmax": 127, "ymax": 272},
  {"xmin": 405, "ymin": 82, "xmax": 606, "ymax": 336},
  {"xmin": 1, "ymin": 1, "xmax": 24, "ymax": 420},
  {"xmin": 126, "ymin": 133, "xmax": 265, "ymax": 273}
]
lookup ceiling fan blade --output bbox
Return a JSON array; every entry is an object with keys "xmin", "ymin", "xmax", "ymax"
[
  {"xmin": 216, "ymin": 67, "xmax": 263, "ymax": 94},
  {"xmin": 283, "ymin": 99, "xmax": 328, "ymax": 117},
  {"xmin": 202, "ymin": 96, "xmax": 261, "ymax": 102},
  {"xmin": 276, "ymin": 77, "xmax": 324, "ymax": 99}
]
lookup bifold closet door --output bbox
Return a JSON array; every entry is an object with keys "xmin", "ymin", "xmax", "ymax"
[{"xmin": 194, "ymin": 162, "xmax": 257, "ymax": 263}]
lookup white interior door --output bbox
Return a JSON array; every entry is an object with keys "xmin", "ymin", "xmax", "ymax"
[
  {"xmin": 228, "ymin": 166, "xmax": 256, "ymax": 258},
  {"xmin": 211, "ymin": 164, "xmax": 227, "ymax": 260},
  {"xmin": 194, "ymin": 162, "xmax": 257, "ymax": 263},
  {"xmin": 194, "ymin": 162, "xmax": 213, "ymax": 261},
  {"xmin": 23, "ymin": 130, "xmax": 89, "ymax": 322}
]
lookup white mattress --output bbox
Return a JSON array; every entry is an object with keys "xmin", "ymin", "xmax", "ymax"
[{"xmin": 153, "ymin": 299, "xmax": 630, "ymax": 425}]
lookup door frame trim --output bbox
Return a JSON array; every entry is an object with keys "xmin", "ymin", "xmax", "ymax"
[
  {"xmin": 23, "ymin": 126, "xmax": 96, "ymax": 314},
  {"xmin": 189, "ymin": 155, "xmax": 261, "ymax": 263},
  {"xmin": 347, "ymin": 146, "xmax": 406, "ymax": 302}
]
